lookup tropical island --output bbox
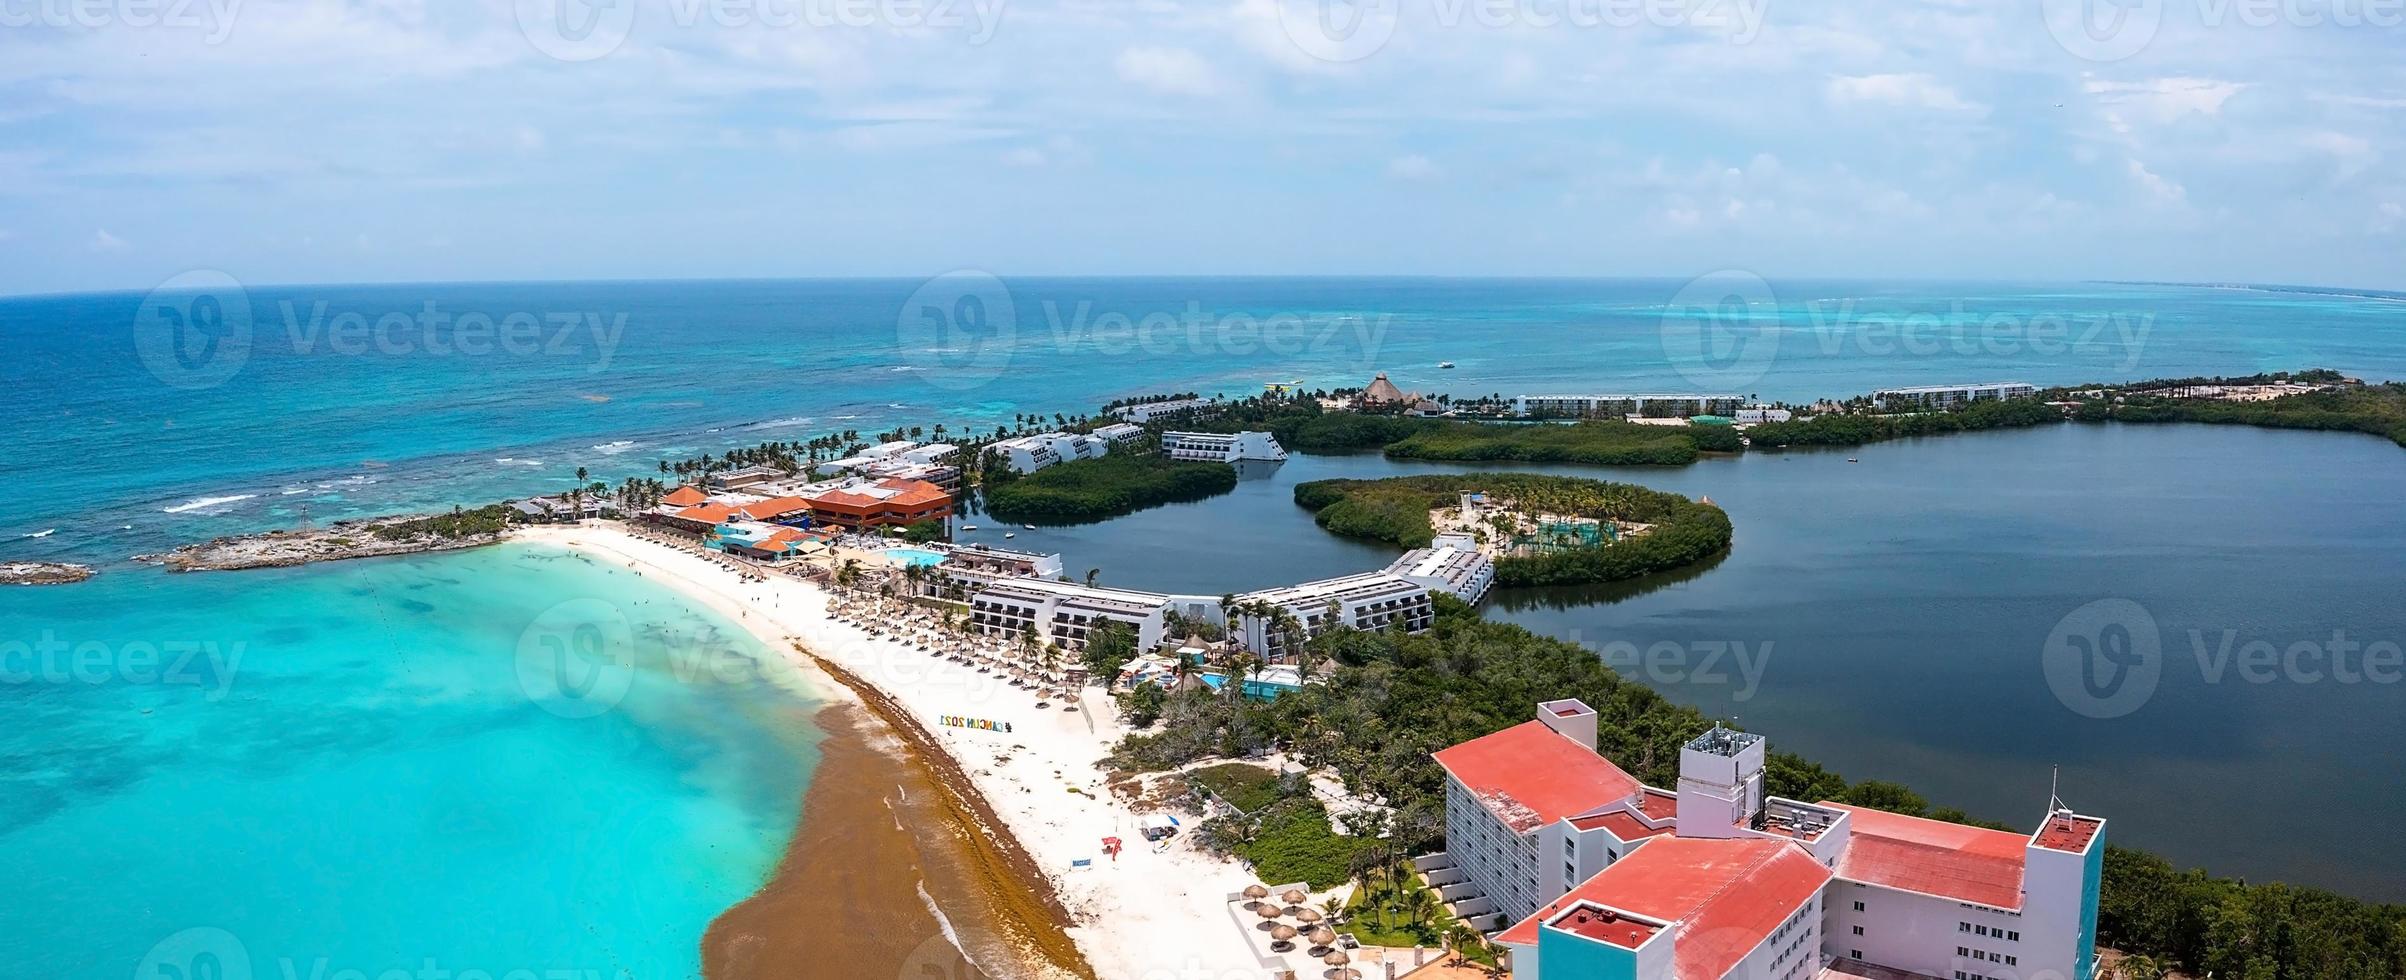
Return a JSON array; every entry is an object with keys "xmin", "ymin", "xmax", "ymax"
[
  {"xmin": 133, "ymin": 506, "xmax": 518, "ymax": 571},
  {"xmin": 1292, "ymin": 474, "xmax": 1732, "ymax": 588},
  {"xmin": 984, "ymin": 451, "xmax": 1240, "ymax": 525},
  {"xmin": 0, "ymin": 561, "xmax": 95, "ymax": 585}
]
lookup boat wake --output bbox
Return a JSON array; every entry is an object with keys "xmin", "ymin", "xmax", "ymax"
[{"xmin": 163, "ymin": 494, "xmax": 257, "ymax": 514}]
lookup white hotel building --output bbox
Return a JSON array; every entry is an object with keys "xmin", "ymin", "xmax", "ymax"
[
  {"xmin": 1110, "ymin": 397, "xmax": 1222, "ymax": 423},
  {"xmin": 1160, "ymin": 430, "xmax": 1288, "ymax": 463},
  {"xmin": 989, "ymin": 431, "xmax": 1110, "ymax": 474},
  {"xmin": 1513, "ymin": 394, "xmax": 1748, "ymax": 419},
  {"xmin": 1431, "ymin": 703, "xmax": 2106, "ymax": 980},
  {"xmin": 955, "ymin": 536, "xmax": 1496, "ymax": 661},
  {"xmin": 1871, "ymin": 382, "xmax": 2039, "ymax": 411}
]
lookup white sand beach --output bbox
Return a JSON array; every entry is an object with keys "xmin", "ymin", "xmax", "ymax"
[{"xmin": 517, "ymin": 523, "xmax": 1277, "ymax": 980}]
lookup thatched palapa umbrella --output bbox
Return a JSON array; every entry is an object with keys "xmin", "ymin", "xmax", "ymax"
[
  {"xmin": 1307, "ymin": 927, "xmax": 1337, "ymax": 953},
  {"xmin": 1295, "ymin": 907, "xmax": 1324, "ymax": 925},
  {"xmin": 1241, "ymin": 884, "xmax": 1271, "ymax": 910},
  {"xmin": 1270, "ymin": 924, "xmax": 1298, "ymax": 952},
  {"xmin": 1254, "ymin": 903, "xmax": 1283, "ymax": 929}
]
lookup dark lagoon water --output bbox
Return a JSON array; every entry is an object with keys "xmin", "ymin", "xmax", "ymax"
[{"xmin": 963, "ymin": 422, "xmax": 2406, "ymax": 900}]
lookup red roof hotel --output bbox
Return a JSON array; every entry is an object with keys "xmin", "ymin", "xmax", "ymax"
[{"xmin": 1425, "ymin": 705, "xmax": 2107, "ymax": 980}]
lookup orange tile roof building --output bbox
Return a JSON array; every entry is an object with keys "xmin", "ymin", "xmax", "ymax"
[
  {"xmin": 800, "ymin": 477, "xmax": 953, "ymax": 529},
  {"xmin": 1430, "ymin": 712, "xmax": 2107, "ymax": 980}
]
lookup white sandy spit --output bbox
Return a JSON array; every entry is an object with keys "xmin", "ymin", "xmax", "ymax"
[{"xmin": 516, "ymin": 523, "xmax": 1271, "ymax": 980}]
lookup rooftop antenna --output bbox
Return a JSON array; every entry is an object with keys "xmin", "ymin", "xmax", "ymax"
[
  {"xmin": 2049, "ymin": 765, "xmax": 2067, "ymax": 815},
  {"xmin": 298, "ymin": 502, "xmax": 312, "ymax": 532}
]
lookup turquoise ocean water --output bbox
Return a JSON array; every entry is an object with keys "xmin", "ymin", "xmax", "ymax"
[
  {"xmin": 0, "ymin": 543, "xmax": 818, "ymax": 978},
  {"xmin": 4, "ymin": 278, "xmax": 2405, "ymax": 972}
]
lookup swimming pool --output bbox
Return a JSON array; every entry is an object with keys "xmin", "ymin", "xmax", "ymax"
[{"xmin": 883, "ymin": 547, "xmax": 946, "ymax": 568}]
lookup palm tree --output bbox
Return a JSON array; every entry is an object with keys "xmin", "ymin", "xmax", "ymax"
[
  {"xmin": 834, "ymin": 558, "xmax": 861, "ymax": 588},
  {"xmin": 1084, "ymin": 567, "xmax": 1100, "ymax": 588}
]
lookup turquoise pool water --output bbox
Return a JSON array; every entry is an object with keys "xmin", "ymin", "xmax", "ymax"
[{"xmin": 884, "ymin": 547, "xmax": 947, "ymax": 568}]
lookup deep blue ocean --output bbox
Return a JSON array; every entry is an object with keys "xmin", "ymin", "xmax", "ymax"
[{"xmin": 3, "ymin": 278, "xmax": 2403, "ymax": 975}]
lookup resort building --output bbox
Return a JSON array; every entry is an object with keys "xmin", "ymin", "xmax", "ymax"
[
  {"xmin": 1232, "ymin": 571, "xmax": 1438, "ymax": 662},
  {"xmin": 1360, "ymin": 372, "xmax": 1417, "ymax": 407},
  {"xmin": 1091, "ymin": 422, "xmax": 1147, "ymax": 446},
  {"xmin": 1430, "ymin": 710, "xmax": 2109, "ymax": 980},
  {"xmin": 508, "ymin": 494, "xmax": 614, "ymax": 523},
  {"xmin": 1161, "ymin": 430, "xmax": 1289, "ymax": 463},
  {"xmin": 649, "ymin": 495, "xmax": 810, "ymax": 533},
  {"xmin": 1871, "ymin": 382, "xmax": 2038, "ymax": 411},
  {"xmin": 1511, "ymin": 394, "xmax": 1748, "ymax": 419},
  {"xmin": 706, "ymin": 465, "xmax": 788, "ymax": 490},
  {"xmin": 704, "ymin": 521, "xmax": 835, "ymax": 562},
  {"xmin": 966, "ymin": 577, "xmax": 1171, "ymax": 651},
  {"xmin": 917, "ymin": 543, "xmax": 1066, "ymax": 597},
  {"xmin": 1388, "ymin": 532, "xmax": 1496, "ymax": 604},
  {"xmin": 991, "ymin": 431, "xmax": 1110, "ymax": 474},
  {"xmin": 1735, "ymin": 407, "xmax": 1794, "ymax": 424},
  {"xmin": 1111, "ymin": 397, "xmax": 1221, "ymax": 423},
  {"xmin": 798, "ymin": 477, "xmax": 953, "ymax": 530}
]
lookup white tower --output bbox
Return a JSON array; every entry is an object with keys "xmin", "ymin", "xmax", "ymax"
[{"xmin": 1675, "ymin": 726, "xmax": 1766, "ymax": 838}]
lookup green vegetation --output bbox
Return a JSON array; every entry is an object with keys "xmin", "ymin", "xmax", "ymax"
[
  {"xmin": 983, "ymin": 453, "xmax": 1239, "ymax": 525},
  {"xmin": 1080, "ymin": 621, "xmax": 1140, "ymax": 683},
  {"xmin": 1291, "ymin": 474, "xmax": 1731, "ymax": 588},
  {"xmin": 1215, "ymin": 798, "xmax": 1365, "ymax": 890},
  {"xmin": 1340, "ymin": 867, "xmax": 1471, "ymax": 953},
  {"xmin": 372, "ymin": 504, "xmax": 516, "ymax": 541},
  {"xmin": 2084, "ymin": 380, "xmax": 2406, "ymax": 449},
  {"xmin": 1384, "ymin": 419, "xmax": 1715, "ymax": 465},
  {"xmin": 1111, "ymin": 597, "xmax": 2406, "ymax": 979},
  {"xmin": 1745, "ymin": 396, "xmax": 2063, "ymax": 448},
  {"xmin": 1187, "ymin": 762, "xmax": 1285, "ymax": 813}
]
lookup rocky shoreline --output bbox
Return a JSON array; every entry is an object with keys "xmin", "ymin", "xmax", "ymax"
[
  {"xmin": 134, "ymin": 515, "xmax": 510, "ymax": 572},
  {"xmin": 0, "ymin": 561, "xmax": 96, "ymax": 586}
]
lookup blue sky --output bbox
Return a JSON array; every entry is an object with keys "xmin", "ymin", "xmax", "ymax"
[{"xmin": 2, "ymin": 0, "xmax": 2401, "ymax": 294}]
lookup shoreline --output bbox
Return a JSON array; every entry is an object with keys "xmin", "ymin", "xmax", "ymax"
[{"xmin": 517, "ymin": 523, "xmax": 1275, "ymax": 980}]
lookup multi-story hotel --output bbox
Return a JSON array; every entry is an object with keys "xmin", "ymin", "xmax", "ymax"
[
  {"xmin": 990, "ymin": 431, "xmax": 1110, "ymax": 474},
  {"xmin": 967, "ymin": 577, "xmax": 1173, "ymax": 651},
  {"xmin": 1431, "ymin": 704, "xmax": 2106, "ymax": 980},
  {"xmin": 1161, "ymin": 430, "xmax": 1288, "ymax": 463},
  {"xmin": 1090, "ymin": 422, "xmax": 1148, "ymax": 446},
  {"xmin": 1512, "ymin": 394, "xmax": 1749, "ymax": 419},
  {"xmin": 1110, "ymin": 397, "xmax": 1221, "ymax": 423},
  {"xmin": 1224, "ymin": 536, "xmax": 1494, "ymax": 660},
  {"xmin": 1870, "ymin": 382, "xmax": 2039, "ymax": 411}
]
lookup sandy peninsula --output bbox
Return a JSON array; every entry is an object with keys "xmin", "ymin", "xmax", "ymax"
[{"xmin": 516, "ymin": 522, "xmax": 1280, "ymax": 980}]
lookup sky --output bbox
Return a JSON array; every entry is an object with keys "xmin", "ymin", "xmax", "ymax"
[{"xmin": 2, "ymin": 0, "xmax": 2402, "ymax": 295}]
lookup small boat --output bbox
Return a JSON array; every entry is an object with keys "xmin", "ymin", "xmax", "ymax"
[
  {"xmin": 1004, "ymin": 532, "xmax": 1016, "ymax": 539},
  {"xmin": 1438, "ymin": 361, "xmax": 1456, "ymax": 369},
  {"xmin": 24, "ymin": 529, "xmax": 55, "ymax": 539},
  {"xmin": 1022, "ymin": 524, "xmax": 1036, "ymax": 530},
  {"xmin": 1846, "ymin": 458, "xmax": 1859, "ymax": 463},
  {"xmin": 962, "ymin": 524, "xmax": 977, "ymax": 531}
]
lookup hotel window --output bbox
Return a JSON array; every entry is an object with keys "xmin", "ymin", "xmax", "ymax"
[
  {"xmin": 1961, "ymin": 922, "xmax": 1973, "ymax": 932},
  {"xmin": 1850, "ymin": 950, "xmax": 1862, "ymax": 960},
  {"xmin": 1852, "ymin": 926, "xmax": 1864, "ymax": 936},
  {"xmin": 2005, "ymin": 956, "xmax": 2018, "ymax": 966},
  {"xmin": 2006, "ymin": 931, "xmax": 2020, "ymax": 942},
  {"xmin": 1853, "ymin": 901, "xmax": 1866, "ymax": 912},
  {"xmin": 1958, "ymin": 947, "xmax": 1970, "ymax": 958}
]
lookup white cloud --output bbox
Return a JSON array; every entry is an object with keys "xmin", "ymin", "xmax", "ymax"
[
  {"xmin": 91, "ymin": 229, "xmax": 127, "ymax": 251},
  {"xmin": 1826, "ymin": 73, "xmax": 1985, "ymax": 114},
  {"xmin": 2127, "ymin": 159, "xmax": 2187, "ymax": 205},
  {"xmin": 1387, "ymin": 154, "xmax": 1439, "ymax": 181},
  {"xmin": 1114, "ymin": 46, "xmax": 1221, "ymax": 98},
  {"xmin": 2300, "ymin": 131, "xmax": 2376, "ymax": 180},
  {"xmin": 2084, "ymin": 77, "xmax": 2248, "ymax": 128}
]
